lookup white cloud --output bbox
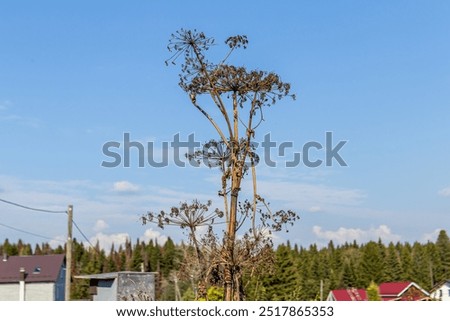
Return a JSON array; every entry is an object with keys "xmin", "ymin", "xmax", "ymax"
[
  {"xmin": 2, "ymin": 174, "xmax": 434, "ymax": 251},
  {"xmin": 0, "ymin": 174, "xmax": 217, "ymax": 247},
  {"xmin": 87, "ymin": 229, "xmax": 169, "ymax": 251},
  {"xmin": 258, "ymin": 181, "xmax": 365, "ymax": 205},
  {"xmin": 49, "ymin": 235, "xmax": 66, "ymax": 249},
  {"xmin": 421, "ymin": 229, "xmax": 442, "ymax": 242},
  {"xmin": 249, "ymin": 180, "xmax": 366, "ymax": 217},
  {"xmin": 308, "ymin": 206, "xmax": 322, "ymax": 213},
  {"xmin": 142, "ymin": 228, "xmax": 168, "ymax": 245},
  {"xmin": 438, "ymin": 187, "xmax": 450, "ymax": 197},
  {"xmin": 0, "ymin": 100, "xmax": 42, "ymax": 127},
  {"xmin": 93, "ymin": 219, "xmax": 109, "ymax": 233},
  {"xmin": 0, "ymin": 111, "xmax": 41, "ymax": 128},
  {"xmin": 312, "ymin": 225, "xmax": 401, "ymax": 245},
  {"xmin": 88, "ymin": 232, "xmax": 130, "ymax": 251},
  {"xmin": 0, "ymin": 100, "xmax": 12, "ymax": 110},
  {"xmin": 113, "ymin": 181, "xmax": 139, "ymax": 193}
]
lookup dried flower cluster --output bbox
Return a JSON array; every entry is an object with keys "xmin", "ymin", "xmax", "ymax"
[{"xmin": 143, "ymin": 29, "xmax": 299, "ymax": 301}]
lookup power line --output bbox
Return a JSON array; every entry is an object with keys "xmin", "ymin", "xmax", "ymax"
[
  {"xmin": 0, "ymin": 221, "xmax": 63, "ymax": 243},
  {"xmin": 0, "ymin": 213, "xmax": 97, "ymax": 251},
  {"xmin": 0, "ymin": 197, "xmax": 99, "ymax": 253},
  {"xmin": 0, "ymin": 197, "xmax": 67, "ymax": 243},
  {"xmin": 71, "ymin": 218, "xmax": 97, "ymax": 251},
  {"xmin": 0, "ymin": 198, "xmax": 67, "ymax": 214}
]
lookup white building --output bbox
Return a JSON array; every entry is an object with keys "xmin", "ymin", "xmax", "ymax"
[
  {"xmin": 0, "ymin": 254, "xmax": 66, "ymax": 301},
  {"xmin": 430, "ymin": 280, "xmax": 450, "ymax": 301}
]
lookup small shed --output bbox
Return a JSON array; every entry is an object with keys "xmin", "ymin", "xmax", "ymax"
[{"xmin": 75, "ymin": 271, "xmax": 157, "ymax": 301}]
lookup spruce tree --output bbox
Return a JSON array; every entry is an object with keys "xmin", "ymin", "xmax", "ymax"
[
  {"xmin": 271, "ymin": 244, "xmax": 301, "ymax": 300},
  {"xmin": 160, "ymin": 238, "xmax": 173, "ymax": 276},
  {"xmin": 385, "ymin": 242, "xmax": 403, "ymax": 281},
  {"xmin": 398, "ymin": 242, "xmax": 413, "ymax": 280},
  {"xmin": 411, "ymin": 242, "xmax": 431, "ymax": 288},
  {"xmin": 131, "ymin": 239, "xmax": 144, "ymax": 271},
  {"xmin": 435, "ymin": 230, "xmax": 450, "ymax": 281},
  {"xmin": 342, "ymin": 260, "xmax": 358, "ymax": 288},
  {"xmin": 360, "ymin": 241, "xmax": 385, "ymax": 286}
]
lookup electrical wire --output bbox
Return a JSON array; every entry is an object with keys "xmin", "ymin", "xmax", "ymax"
[
  {"xmin": 71, "ymin": 218, "xmax": 96, "ymax": 249},
  {"xmin": 0, "ymin": 197, "xmax": 101, "ymax": 253},
  {"xmin": 0, "ymin": 221, "xmax": 63, "ymax": 243},
  {"xmin": 0, "ymin": 198, "xmax": 67, "ymax": 214}
]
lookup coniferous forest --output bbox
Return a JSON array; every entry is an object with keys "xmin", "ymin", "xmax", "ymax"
[{"xmin": 1, "ymin": 230, "xmax": 449, "ymax": 301}]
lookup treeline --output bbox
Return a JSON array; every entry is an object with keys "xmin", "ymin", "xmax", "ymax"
[
  {"xmin": 249, "ymin": 229, "xmax": 450, "ymax": 300},
  {"xmin": 1, "ymin": 230, "xmax": 449, "ymax": 300}
]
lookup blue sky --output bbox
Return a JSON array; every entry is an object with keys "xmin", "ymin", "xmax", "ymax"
[{"xmin": 0, "ymin": 1, "xmax": 449, "ymax": 250}]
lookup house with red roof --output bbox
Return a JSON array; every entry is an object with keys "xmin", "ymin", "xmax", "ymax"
[
  {"xmin": 0, "ymin": 254, "xmax": 66, "ymax": 301},
  {"xmin": 379, "ymin": 282, "xmax": 429, "ymax": 301},
  {"xmin": 327, "ymin": 288, "xmax": 368, "ymax": 301},
  {"xmin": 327, "ymin": 281, "xmax": 430, "ymax": 301}
]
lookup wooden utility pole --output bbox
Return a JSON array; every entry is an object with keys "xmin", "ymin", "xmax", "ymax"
[
  {"xmin": 173, "ymin": 273, "xmax": 182, "ymax": 301},
  {"xmin": 320, "ymin": 279, "xmax": 324, "ymax": 301},
  {"xmin": 65, "ymin": 205, "xmax": 73, "ymax": 301}
]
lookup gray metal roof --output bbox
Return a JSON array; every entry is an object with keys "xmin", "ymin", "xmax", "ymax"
[{"xmin": 75, "ymin": 271, "xmax": 157, "ymax": 280}]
